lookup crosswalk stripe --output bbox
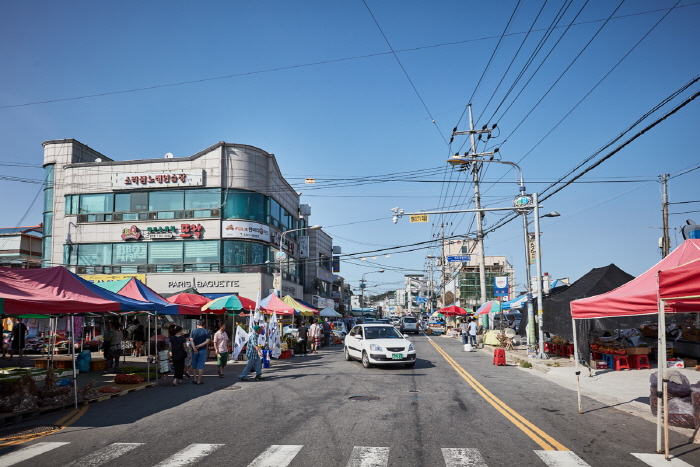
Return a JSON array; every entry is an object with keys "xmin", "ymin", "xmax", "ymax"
[
  {"xmin": 534, "ymin": 451, "xmax": 591, "ymax": 467},
  {"xmin": 631, "ymin": 453, "xmax": 696, "ymax": 466},
  {"xmin": 153, "ymin": 443, "xmax": 224, "ymax": 467},
  {"xmin": 247, "ymin": 445, "xmax": 303, "ymax": 467},
  {"xmin": 346, "ymin": 446, "xmax": 390, "ymax": 467},
  {"xmin": 0, "ymin": 441, "xmax": 71, "ymax": 467},
  {"xmin": 441, "ymin": 448, "xmax": 488, "ymax": 466},
  {"xmin": 64, "ymin": 443, "xmax": 144, "ymax": 467}
]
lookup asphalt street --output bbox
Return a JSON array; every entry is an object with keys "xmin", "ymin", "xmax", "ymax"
[{"xmin": 1, "ymin": 334, "xmax": 699, "ymax": 467}]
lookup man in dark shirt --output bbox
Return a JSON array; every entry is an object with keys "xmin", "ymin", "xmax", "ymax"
[
  {"xmin": 8, "ymin": 318, "xmax": 27, "ymax": 361},
  {"xmin": 322, "ymin": 318, "xmax": 332, "ymax": 347}
]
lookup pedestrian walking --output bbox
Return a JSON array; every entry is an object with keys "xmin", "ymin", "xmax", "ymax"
[
  {"xmin": 468, "ymin": 318, "xmax": 478, "ymax": 346},
  {"xmin": 297, "ymin": 321, "xmax": 308, "ymax": 356},
  {"xmin": 459, "ymin": 318, "xmax": 469, "ymax": 345},
  {"xmin": 309, "ymin": 319, "xmax": 321, "ymax": 354},
  {"xmin": 213, "ymin": 324, "xmax": 229, "ymax": 378},
  {"xmin": 105, "ymin": 322, "xmax": 123, "ymax": 374},
  {"xmin": 322, "ymin": 318, "xmax": 332, "ymax": 347},
  {"xmin": 168, "ymin": 326, "xmax": 188, "ymax": 386},
  {"xmin": 239, "ymin": 325, "xmax": 264, "ymax": 381},
  {"xmin": 132, "ymin": 324, "xmax": 145, "ymax": 357},
  {"xmin": 189, "ymin": 321, "xmax": 210, "ymax": 385},
  {"xmin": 7, "ymin": 318, "xmax": 27, "ymax": 361}
]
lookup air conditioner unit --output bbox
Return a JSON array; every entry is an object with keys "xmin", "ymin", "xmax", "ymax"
[
  {"xmin": 113, "ymin": 213, "xmax": 123, "ymax": 221},
  {"xmin": 77, "ymin": 214, "xmax": 87, "ymax": 223},
  {"xmin": 76, "ymin": 266, "xmax": 86, "ymax": 274},
  {"xmin": 211, "ymin": 208, "xmax": 221, "ymax": 217}
]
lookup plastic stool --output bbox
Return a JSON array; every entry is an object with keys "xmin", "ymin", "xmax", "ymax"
[
  {"xmin": 493, "ymin": 348, "xmax": 506, "ymax": 366},
  {"xmin": 629, "ymin": 354, "xmax": 650, "ymax": 370},
  {"xmin": 612, "ymin": 355, "xmax": 630, "ymax": 371}
]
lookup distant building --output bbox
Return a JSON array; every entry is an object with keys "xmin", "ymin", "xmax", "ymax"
[{"xmin": 0, "ymin": 225, "xmax": 43, "ymax": 268}]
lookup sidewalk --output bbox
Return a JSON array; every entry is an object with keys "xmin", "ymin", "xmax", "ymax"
[{"xmin": 468, "ymin": 340, "xmax": 700, "ymax": 438}]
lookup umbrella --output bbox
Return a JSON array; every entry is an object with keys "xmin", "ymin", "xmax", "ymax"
[
  {"xmin": 166, "ymin": 292, "xmax": 212, "ymax": 307},
  {"xmin": 202, "ymin": 295, "xmax": 244, "ymax": 313},
  {"xmin": 440, "ymin": 305, "xmax": 468, "ymax": 316},
  {"xmin": 476, "ymin": 300, "xmax": 501, "ymax": 315}
]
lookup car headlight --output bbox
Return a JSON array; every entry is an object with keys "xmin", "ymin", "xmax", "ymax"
[
  {"xmin": 369, "ymin": 344, "xmax": 384, "ymax": 352},
  {"xmin": 408, "ymin": 343, "xmax": 415, "ymax": 351}
]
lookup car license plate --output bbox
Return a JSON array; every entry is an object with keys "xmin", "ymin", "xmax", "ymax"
[{"xmin": 391, "ymin": 353, "xmax": 403, "ymax": 360}]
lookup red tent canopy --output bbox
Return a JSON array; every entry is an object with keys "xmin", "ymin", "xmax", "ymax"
[
  {"xmin": 258, "ymin": 293, "xmax": 295, "ymax": 315},
  {"xmin": 166, "ymin": 292, "xmax": 212, "ymax": 307},
  {"xmin": 571, "ymin": 240, "xmax": 700, "ymax": 319},
  {"xmin": 658, "ymin": 257, "xmax": 700, "ymax": 307},
  {"xmin": 439, "ymin": 305, "xmax": 468, "ymax": 315}
]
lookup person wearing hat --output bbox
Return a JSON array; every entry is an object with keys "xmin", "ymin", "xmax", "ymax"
[
  {"xmin": 239, "ymin": 325, "xmax": 264, "ymax": 381},
  {"xmin": 189, "ymin": 320, "xmax": 211, "ymax": 385}
]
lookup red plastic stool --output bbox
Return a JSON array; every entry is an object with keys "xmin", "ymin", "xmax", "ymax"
[
  {"xmin": 493, "ymin": 348, "xmax": 506, "ymax": 366},
  {"xmin": 629, "ymin": 354, "xmax": 650, "ymax": 370},
  {"xmin": 611, "ymin": 355, "xmax": 630, "ymax": 371}
]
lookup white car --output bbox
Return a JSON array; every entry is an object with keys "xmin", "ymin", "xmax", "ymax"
[
  {"xmin": 344, "ymin": 324, "xmax": 417, "ymax": 368},
  {"xmin": 282, "ymin": 325, "xmax": 299, "ymax": 339},
  {"xmin": 399, "ymin": 316, "xmax": 420, "ymax": 334}
]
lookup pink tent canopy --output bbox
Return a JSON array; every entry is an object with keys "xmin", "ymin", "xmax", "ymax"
[
  {"xmin": 570, "ymin": 240, "xmax": 700, "ymax": 319},
  {"xmin": 658, "ymin": 257, "xmax": 700, "ymax": 308},
  {"xmin": 258, "ymin": 293, "xmax": 295, "ymax": 315},
  {"xmin": 166, "ymin": 292, "xmax": 212, "ymax": 307}
]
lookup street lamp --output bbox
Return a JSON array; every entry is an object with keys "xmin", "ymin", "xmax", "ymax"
[
  {"xmin": 275, "ymin": 225, "xmax": 322, "ymax": 297},
  {"xmin": 360, "ymin": 270, "xmax": 384, "ymax": 312}
]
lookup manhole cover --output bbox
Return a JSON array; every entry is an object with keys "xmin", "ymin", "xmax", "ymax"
[
  {"xmin": 215, "ymin": 384, "xmax": 242, "ymax": 391},
  {"xmin": 0, "ymin": 425, "xmax": 58, "ymax": 440},
  {"xmin": 348, "ymin": 395, "xmax": 381, "ymax": 402}
]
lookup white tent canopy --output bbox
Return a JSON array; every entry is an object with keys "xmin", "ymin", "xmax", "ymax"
[{"xmin": 318, "ymin": 307, "xmax": 342, "ymax": 317}]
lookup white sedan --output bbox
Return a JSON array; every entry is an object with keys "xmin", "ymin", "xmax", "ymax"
[{"xmin": 344, "ymin": 324, "xmax": 416, "ymax": 368}]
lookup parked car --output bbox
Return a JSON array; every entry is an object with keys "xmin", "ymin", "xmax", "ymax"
[
  {"xmin": 282, "ymin": 325, "xmax": 299, "ymax": 339},
  {"xmin": 391, "ymin": 318, "xmax": 400, "ymax": 326},
  {"xmin": 332, "ymin": 329, "xmax": 346, "ymax": 341},
  {"xmin": 376, "ymin": 318, "xmax": 391, "ymax": 324},
  {"xmin": 400, "ymin": 316, "xmax": 420, "ymax": 334},
  {"xmin": 344, "ymin": 324, "xmax": 416, "ymax": 368}
]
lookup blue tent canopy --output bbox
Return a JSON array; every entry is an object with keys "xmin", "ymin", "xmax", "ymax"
[{"xmin": 501, "ymin": 294, "xmax": 529, "ymax": 311}]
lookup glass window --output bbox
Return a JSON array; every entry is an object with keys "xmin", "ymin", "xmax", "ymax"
[
  {"xmin": 43, "ymin": 187, "xmax": 54, "ymax": 213},
  {"xmin": 42, "ymin": 240, "xmax": 52, "ymax": 266},
  {"xmin": 184, "ymin": 241, "xmax": 220, "ymax": 263},
  {"xmin": 249, "ymin": 242, "xmax": 264, "ymax": 266},
  {"xmin": 157, "ymin": 211, "xmax": 176, "ymax": 219},
  {"xmin": 149, "ymin": 190, "xmax": 183, "ymax": 212},
  {"xmin": 223, "ymin": 241, "xmax": 248, "ymax": 267},
  {"xmin": 131, "ymin": 192, "xmax": 148, "ymax": 212},
  {"xmin": 114, "ymin": 193, "xmax": 131, "ymax": 212},
  {"xmin": 80, "ymin": 194, "xmax": 113, "ymax": 214},
  {"xmin": 185, "ymin": 189, "xmax": 220, "ymax": 210},
  {"xmin": 148, "ymin": 242, "xmax": 183, "ymax": 264},
  {"xmin": 64, "ymin": 195, "xmax": 79, "ymax": 215},
  {"xmin": 63, "ymin": 245, "xmax": 77, "ymax": 266},
  {"xmin": 113, "ymin": 243, "xmax": 147, "ymax": 265},
  {"xmin": 43, "ymin": 212, "xmax": 53, "ymax": 235},
  {"xmin": 224, "ymin": 190, "xmax": 265, "ymax": 222},
  {"xmin": 77, "ymin": 244, "xmax": 112, "ymax": 265},
  {"xmin": 269, "ymin": 198, "xmax": 281, "ymax": 224},
  {"xmin": 44, "ymin": 165, "xmax": 54, "ymax": 187}
]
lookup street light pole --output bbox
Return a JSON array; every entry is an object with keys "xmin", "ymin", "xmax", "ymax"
[
  {"xmin": 533, "ymin": 194, "xmax": 548, "ymax": 359},
  {"xmin": 276, "ymin": 225, "xmax": 322, "ymax": 297}
]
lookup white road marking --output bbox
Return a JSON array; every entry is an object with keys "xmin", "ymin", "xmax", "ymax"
[
  {"xmin": 346, "ymin": 446, "xmax": 390, "ymax": 467},
  {"xmin": 0, "ymin": 442, "xmax": 70, "ymax": 467},
  {"xmin": 441, "ymin": 447, "xmax": 488, "ymax": 466},
  {"xmin": 535, "ymin": 451, "xmax": 591, "ymax": 467},
  {"xmin": 247, "ymin": 444, "xmax": 303, "ymax": 467},
  {"xmin": 64, "ymin": 443, "xmax": 144, "ymax": 467},
  {"xmin": 631, "ymin": 453, "xmax": 696, "ymax": 466},
  {"xmin": 154, "ymin": 443, "xmax": 223, "ymax": 467}
]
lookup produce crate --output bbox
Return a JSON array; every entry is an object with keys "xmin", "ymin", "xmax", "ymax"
[
  {"xmin": 595, "ymin": 361, "xmax": 608, "ymax": 369},
  {"xmin": 90, "ymin": 359, "xmax": 106, "ymax": 371},
  {"xmin": 626, "ymin": 347, "xmax": 651, "ymax": 355},
  {"xmin": 279, "ymin": 350, "xmax": 292, "ymax": 359}
]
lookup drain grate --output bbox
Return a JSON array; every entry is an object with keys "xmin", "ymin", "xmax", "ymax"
[
  {"xmin": 349, "ymin": 395, "xmax": 381, "ymax": 402},
  {"xmin": 0, "ymin": 425, "xmax": 58, "ymax": 440}
]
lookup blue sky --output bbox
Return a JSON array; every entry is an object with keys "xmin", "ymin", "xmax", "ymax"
[{"xmin": 1, "ymin": 1, "xmax": 699, "ymax": 299}]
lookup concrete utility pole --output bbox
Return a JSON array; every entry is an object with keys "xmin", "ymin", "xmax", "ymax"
[
  {"xmin": 661, "ymin": 174, "xmax": 671, "ymax": 258},
  {"xmin": 468, "ymin": 105, "xmax": 488, "ymax": 305}
]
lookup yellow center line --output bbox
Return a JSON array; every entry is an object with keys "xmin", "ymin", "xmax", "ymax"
[
  {"xmin": 430, "ymin": 339, "xmax": 568, "ymax": 451},
  {"xmin": 0, "ymin": 404, "xmax": 89, "ymax": 449}
]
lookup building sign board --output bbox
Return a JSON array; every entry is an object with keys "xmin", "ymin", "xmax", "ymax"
[
  {"xmin": 121, "ymin": 224, "xmax": 204, "ymax": 240},
  {"xmin": 447, "ymin": 255, "xmax": 471, "ymax": 262},
  {"xmin": 146, "ymin": 272, "xmax": 262, "ymax": 295},
  {"xmin": 409, "ymin": 214, "xmax": 429, "ymax": 223},
  {"xmin": 332, "ymin": 256, "xmax": 340, "ymax": 273},
  {"xmin": 111, "ymin": 170, "xmax": 203, "ymax": 189},
  {"xmin": 221, "ymin": 221, "xmax": 271, "ymax": 242},
  {"xmin": 494, "ymin": 276, "xmax": 509, "ymax": 297}
]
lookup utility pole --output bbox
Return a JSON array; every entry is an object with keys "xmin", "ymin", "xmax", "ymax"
[
  {"xmin": 452, "ymin": 104, "xmax": 494, "ymax": 305},
  {"xmin": 661, "ymin": 174, "xmax": 670, "ymax": 257}
]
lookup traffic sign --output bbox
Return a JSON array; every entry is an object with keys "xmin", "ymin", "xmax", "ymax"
[
  {"xmin": 409, "ymin": 214, "xmax": 429, "ymax": 223},
  {"xmin": 446, "ymin": 255, "xmax": 471, "ymax": 262},
  {"xmin": 416, "ymin": 297, "xmax": 428, "ymax": 303}
]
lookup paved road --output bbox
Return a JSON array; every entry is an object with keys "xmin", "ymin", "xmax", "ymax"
[{"xmin": 0, "ymin": 334, "xmax": 698, "ymax": 466}]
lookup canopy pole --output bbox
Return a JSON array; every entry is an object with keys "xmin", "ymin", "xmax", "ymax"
[
  {"xmin": 70, "ymin": 315, "xmax": 78, "ymax": 410},
  {"xmin": 147, "ymin": 313, "xmax": 151, "ymax": 383},
  {"xmin": 657, "ymin": 293, "xmax": 667, "ymax": 453},
  {"xmin": 572, "ymin": 317, "xmax": 582, "ymax": 414}
]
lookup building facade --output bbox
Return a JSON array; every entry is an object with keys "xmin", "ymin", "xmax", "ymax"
[
  {"xmin": 43, "ymin": 139, "xmax": 321, "ymax": 299},
  {"xmin": 0, "ymin": 225, "xmax": 43, "ymax": 268}
]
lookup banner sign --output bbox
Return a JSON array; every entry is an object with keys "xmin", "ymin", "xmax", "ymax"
[
  {"xmin": 494, "ymin": 276, "xmax": 509, "ymax": 297},
  {"xmin": 447, "ymin": 255, "xmax": 471, "ymax": 262},
  {"xmin": 112, "ymin": 170, "xmax": 203, "ymax": 189},
  {"xmin": 222, "ymin": 221, "xmax": 271, "ymax": 242},
  {"xmin": 332, "ymin": 256, "xmax": 340, "ymax": 273}
]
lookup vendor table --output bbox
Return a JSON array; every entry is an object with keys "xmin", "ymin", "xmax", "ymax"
[{"xmin": 34, "ymin": 357, "xmax": 73, "ymax": 369}]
